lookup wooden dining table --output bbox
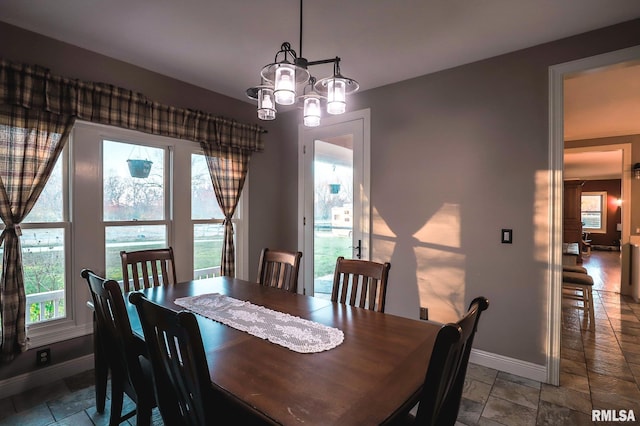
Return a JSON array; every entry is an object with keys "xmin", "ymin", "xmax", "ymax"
[{"xmin": 124, "ymin": 276, "xmax": 442, "ymax": 425}]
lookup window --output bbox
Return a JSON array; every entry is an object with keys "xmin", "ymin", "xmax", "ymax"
[
  {"xmin": 191, "ymin": 154, "xmax": 225, "ymax": 279},
  {"xmin": 0, "ymin": 145, "xmax": 80, "ymax": 347},
  {"xmin": 12, "ymin": 121, "xmax": 248, "ymax": 347},
  {"xmin": 1, "ymin": 152, "xmax": 71, "ymax": 327},
  {"xmin": 103, "ymin": 140, "xmax": 169, "ymax": 282},
  {"xmin": 581, "ymin": 191, "xmax": 607, "ymax": 233}
]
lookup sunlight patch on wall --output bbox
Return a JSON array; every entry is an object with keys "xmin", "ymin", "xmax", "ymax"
[
  {"xmin": 413, "ymin": 203, "xmax": 461, "ymax": 249},
  {"xmin": 415, "ymin": 246, "xmax": 466, "ymax": 323},
  {"xmin": 371, "ymin": 205, "xmax": 397, "ymax": 239},
  {"xmin": 372, "ymin": 237, "xmax": 396, "ymax": 266},
  {"xmin": 412, "ymin": 202, "xmax": 465, "ymax": 323},
  {"xmin": 535, "ymin": 170, "xmax": 550, "ymax": 263}
]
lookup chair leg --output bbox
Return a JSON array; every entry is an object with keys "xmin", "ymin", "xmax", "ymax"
[
  {"xmin": 586, "ymin": 285, "xmax": 595, "ymax": 324},
  {"xmin": 93, "ymin": 315, "xmax": 108, "ymax": 413},
  {"xmin": 109, "ymin": 375, "xmax": 125, "ymax": 426},
  {"xmin": 562, "ymin": 282, "xmax": 595, "ymax": 324},
  {"xmin": 135, "ymin": 405, "xmax": 152, "ymax": 426}
]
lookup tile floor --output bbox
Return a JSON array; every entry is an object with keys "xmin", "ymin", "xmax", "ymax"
[{"xmin": 1, "ymin": 252, "xmax": 639, "ymax": 425}]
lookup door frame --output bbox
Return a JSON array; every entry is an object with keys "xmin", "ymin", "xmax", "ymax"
[
  {"xmin": 297, "ymin": 108, "xmax": 371, "ymax": 295},
  {"xmin": 548, "ymin": 45, "xmax": 640, "ymax": 385}
]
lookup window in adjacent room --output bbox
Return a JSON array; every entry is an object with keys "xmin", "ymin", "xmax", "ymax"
[{"xmin": 581, "ymin": 191, "xmax": 607, "ymax": 233}]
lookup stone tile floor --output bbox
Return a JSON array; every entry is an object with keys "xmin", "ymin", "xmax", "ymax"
[
  {"xmin": 457, "ymin": 289, "xmax": 640, "ymax": 425},
  {"xmin": 0, "ymin": 289, "xmax": 638, "ymax": 425}
]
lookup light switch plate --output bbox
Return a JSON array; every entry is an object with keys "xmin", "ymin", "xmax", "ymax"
[{"xmin": 501, "ymin": 229, "xmax": 513, "ymax": 244}]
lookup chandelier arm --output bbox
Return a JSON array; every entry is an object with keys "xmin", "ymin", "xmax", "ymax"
[{"xmin": 306, "ymin": 57, "xmax": 340, "ymax": 67}]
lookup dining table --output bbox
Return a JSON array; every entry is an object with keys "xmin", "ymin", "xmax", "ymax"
[{"xmin": 124, "ymin": 276, "xmax": 442, "ymax": 425}]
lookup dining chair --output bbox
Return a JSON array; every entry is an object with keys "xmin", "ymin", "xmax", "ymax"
[
  {"xmin": 257, "ymin": 248, "xmax": 303, "ymax": 293},
  {"xmin": 331, "ymin": 256, "xmax": 391, "ymax": 312},
  {"xmin": 80, "ymin": 269, "xmax": 156, "ymax": 426},
  {"xmin": 120, "ymin": 247, "xmax": 177, "ymax": 292},
  {"xmin": 129, "ymin": 292, "xmax": 269, "ymax": 426},
  {"xmin": 391, "ymin": 296, "xmax": 490, "ymax": 426}
]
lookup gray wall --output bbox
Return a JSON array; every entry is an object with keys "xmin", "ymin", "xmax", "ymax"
[
  {"xmin": 347, "ymin": 19, "xmax": 640, "ymax": 364},
  {"xmin": 1, "ymin": 17, "xmax": 640, "ymax": 378}
]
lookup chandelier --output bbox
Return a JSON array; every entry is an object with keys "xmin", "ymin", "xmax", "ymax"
[{"xmin": 246, "ymin": 0, "xmax": 359, "ymax": 127}]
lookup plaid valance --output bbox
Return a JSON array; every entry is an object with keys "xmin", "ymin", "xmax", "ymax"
[{"xmin": 0, "ymin": 58, "xmax": 265, "ymax": 152}]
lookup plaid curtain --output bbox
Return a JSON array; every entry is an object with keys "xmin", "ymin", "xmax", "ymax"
[
  {"xmin": 0, "ymin": 105, "xmax": 73, "ymax": 362},
  {"xmin": 0, "ymin": 58, "xmax": 265, "ymax": 152},
  {"xmin": 0, "ymin": 58, "xmax": 264, "ymax": 361},
  {"xmin": 201, "ymin": 144, "xmax": 250, "ymax": 277}
]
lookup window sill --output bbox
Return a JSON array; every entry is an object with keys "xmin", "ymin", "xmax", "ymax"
[{"xmin": 26, "ymin": 320, "xmax": 93, "ymax": 349}]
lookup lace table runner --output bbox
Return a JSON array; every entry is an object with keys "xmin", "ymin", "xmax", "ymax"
[{"xmin": 174, "ymin": 293, "xmax": 344, "ymax": 353}]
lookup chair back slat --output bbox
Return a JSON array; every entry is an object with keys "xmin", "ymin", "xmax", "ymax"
[
  {"xmin": 121, "ymin": 247, "xmax": 177, "ymax": 292},
  {"xmin": 366, "ymin": 277, "xmax": 381, "ymax": 310},
  {"xmin": 257, "ymin": 248, "xmax": 303, "ymax": 293},
  {"xmin": 331, "ymin": 257, "xmax": 391, "ymax": 312}
]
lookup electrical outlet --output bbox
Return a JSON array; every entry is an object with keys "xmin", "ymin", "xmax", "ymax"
[
  {"xmin": 36, "ymin": 348, "xmax": 51, "ymax": 367},
  {"xmin": 420, "ymin": 307, "xmax": 428, "ymax": 320}
]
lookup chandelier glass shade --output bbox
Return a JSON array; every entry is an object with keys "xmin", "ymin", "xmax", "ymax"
[
  {"xmin": 246, "ymin": 0, "xmax": 358, "ymax": 127},
  {"xmin": 257, "ymin": 86, "xmax": 276, "ymax": 120}
]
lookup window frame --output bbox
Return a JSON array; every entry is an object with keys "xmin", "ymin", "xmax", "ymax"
[
  {"xmin": 581, "ymin": 191, "xmax": 608, "ymax": 234},
  {"xmin": 19, "ymin": 121, "xmax": 249, "ymax": 348},
  {"xmin": 102, "ymin": 139, "xmax": 173, "ymax": 282},
  {"xmin": 16, "ymin": 143, "xmax": 83, "ymax": 347}
]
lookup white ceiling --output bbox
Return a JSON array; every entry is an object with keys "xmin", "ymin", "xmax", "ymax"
[
  {"xmin": 565, "ymin": 62, "xmax": 640, "ymax": 142},
  {"xmin": 564, "ymin": 150, "xmax": 623, "ymax": 180},
  {"xmin": 2, "ymin": 1, "xmax": 640, "ymax": 178},
  {"xmin": 564, "ymin": 62, "xmax": 640, "ymax": 180},
  {"xmin": 1, "ymin": 0, "xmax": 640, "ymax": 103}
]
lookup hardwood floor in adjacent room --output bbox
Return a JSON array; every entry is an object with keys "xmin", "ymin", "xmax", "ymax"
[{"xmin": 581, "ymin": 249, "xmax": 622, "ymax": 293}]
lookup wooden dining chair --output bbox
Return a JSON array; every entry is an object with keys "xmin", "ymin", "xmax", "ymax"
[
  {"xmin": 391, "ymin": 296, "xmax": 490, "ymax": 426},
  {"xmin": 81, "ymin": 269, "xmax": 156, "ymax": 426},
  {"xmin": 120, "ymin": 247, "xmax": 177, "ymax": 292},
  {"xmin": 129, "ymin": 292, "xmax": 269, "ymax": 426},
  {"xmin": 331, "ymin": 256, "xmax": 391, "ymax": 312},
  {"xmin": 257, "ymin": 248, "xmax": 303, "ymax": 293}
]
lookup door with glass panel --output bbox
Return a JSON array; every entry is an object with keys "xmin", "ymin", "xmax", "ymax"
[{"xmin": 299, "ymin": 110, "xmax": 370, "ymax": 298}]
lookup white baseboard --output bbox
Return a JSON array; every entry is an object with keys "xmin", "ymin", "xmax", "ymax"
[
  {"xmin": 470, "ymin": 348, "xmax": 548, "ymax": 383},
  {"xmin": 0, "ymin": 354, "xmax": 94, "ymax": 400}
]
